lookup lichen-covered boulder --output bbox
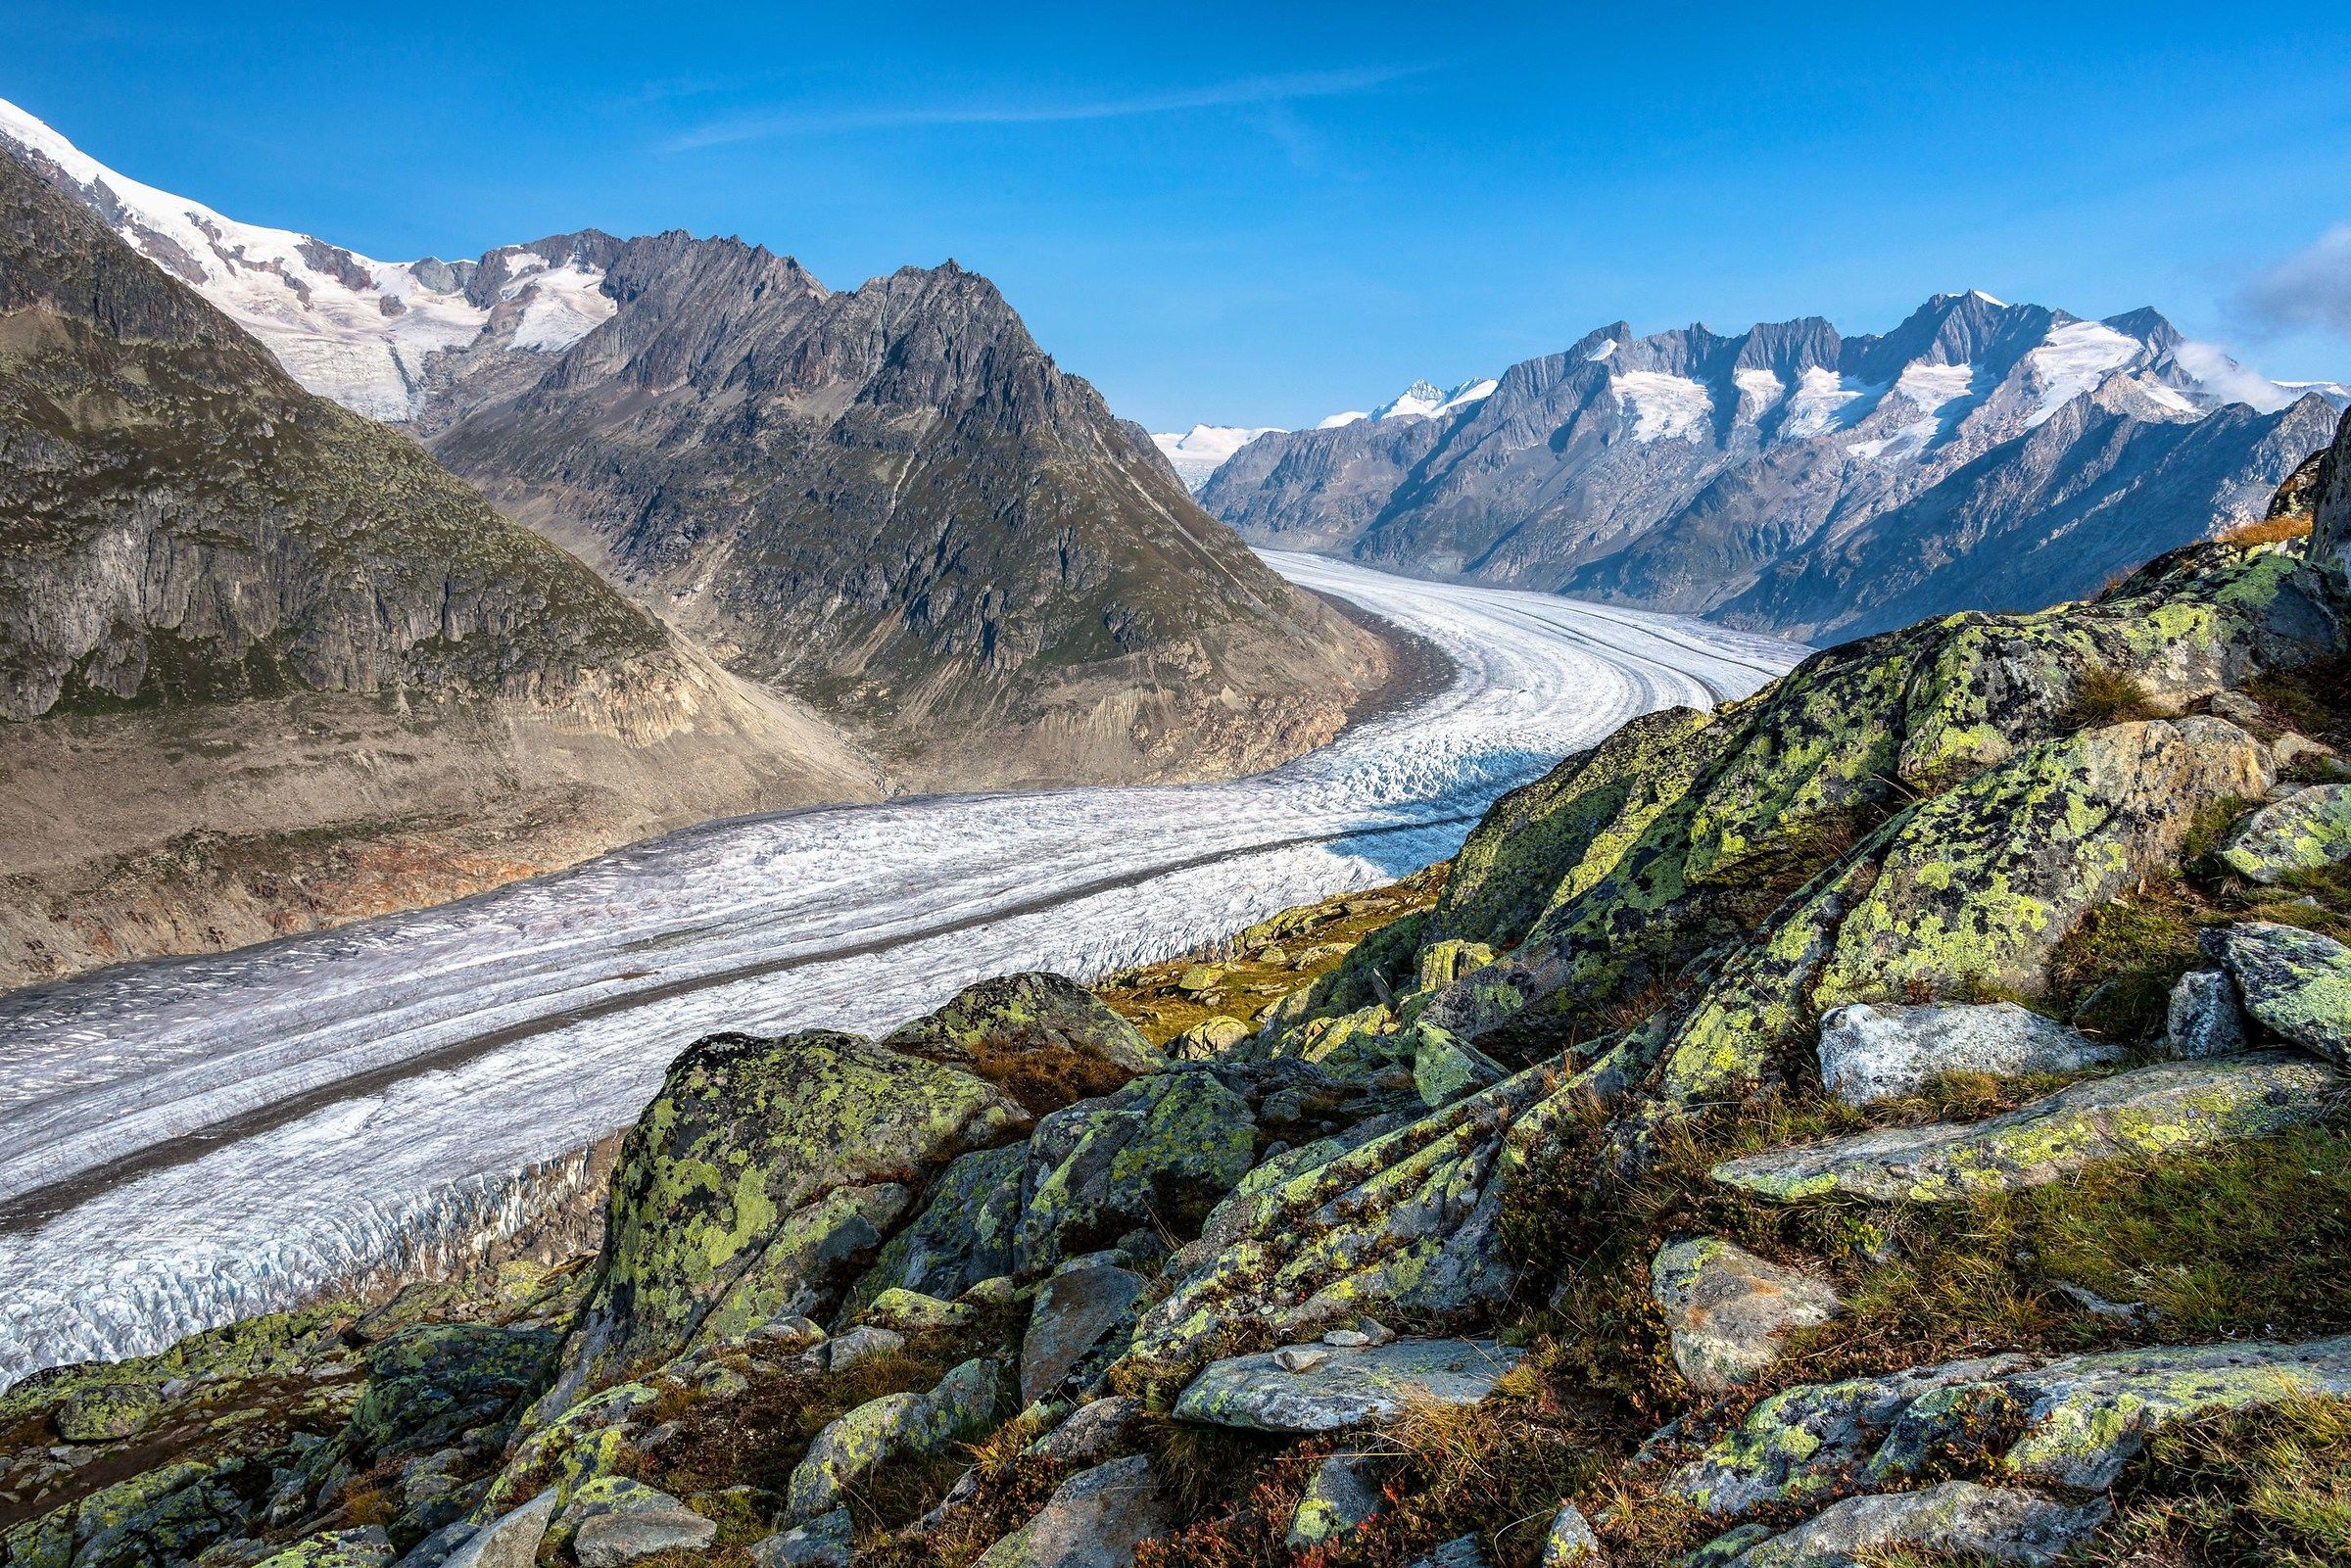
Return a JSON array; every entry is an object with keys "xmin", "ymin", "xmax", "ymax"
[
  {"xmin": 2213, "ymin": 922, "xmax": 2351, "ymax": 1067},
  {"xmin": 1016, "ymin": 1068, "xmax": 1256, "ymax": 1272},
  {"xmin": 1286, "ymin": 1451, "xmax": 1385, "ymax": 1549},
  {"xmin": 1173, "ymin": 1337, "xmax": 1524, "ymax": 1433},
  {"xmin": 1712, "ymin": 1482, "xmax": 2109, "ymax": 1568},
  {"xmin": 1539, "ymin": 1502, "xmax": 1601, "ymax": 1566},
  {"xmin": 1028, "ymin": 1396, "xmax": 1144, "ymax": 1464},
  {"xmin": 883, "ymin": 973, "xmax": 1160, "ymax": 1107},
  {"xmin": 1020, "ymin": 1263, "xmax": 1145, "ymax": 1404},
  {"xmin": 858, "ymin": 1288, "xmax": 972, "ymax": 1334},
  {"xmin": 573, "ymin": 1500, "xmax": 717, "ymax": 1567},
  {"xmin": 1710, "ymin": 1053, "xmax": 2340, "ymax": 1203},
  {"xmin": 1814, "ymin": 1002, "xmax": 2124, "ymax": 1107},
  {"xmin": 1413, "ymin": 1024, "xmax": 1507, "ymax": 1108},
  {"xmin": 787, "ymin": 1357, "xmax": 1002, "ymax": 1519},
  {"xmin": 853, "ymin": 1142, "xmax": 1026, "ymax": 1307},
  {"xmin": 751, "ymin": 1508, "xmax": 851, "ymax": 1567},
  {"xmin": 971, "ymin": 1454, "xmax": 1173, "ymax": 1568},
  {"xmin": 2165, "ymin": 969, "xmax": 2248, "ymax": 1059},
  {"xmin": 2219, "ymin": 784, "xmax": 2351, "ymax": 883},
  {"xmin": 345, "ymin": 1324, "xmax": 556, "ymax": 1459},
  {"xmin": 2307, "ymin": 402, "xmax": 2351, "ymax": 583},
  {"xmin": 442, "ymin": 1489, "xmax": 559, "ymax": 1568},
  {"xmin": 545, "ymin": 1029, "xmax": 1025, "ymax": 1405},
  {"xmin": 1674, "ymin": 1335, "xmax": 2351, "ymax": 1515},
  {"xmin": 1652, "ymin": 1238, "xmax": 1843, "ymax": 1392},
  {"xmin": 1168, "ymin": 1016, "xmax": 1251, "ymax": 1061},
  {"xmin": 250, "ymin": 1526, "xmax": 394, "ymax": 1568}
]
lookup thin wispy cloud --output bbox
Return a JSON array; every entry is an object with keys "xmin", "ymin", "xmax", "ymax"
[
  {"xmin": 2234, "ymin": 222, "xmax": 2351, "ymax": 339},
  {"xmin": 665, "ymin": 64, "xmax": 1426, "ymax": 151}
]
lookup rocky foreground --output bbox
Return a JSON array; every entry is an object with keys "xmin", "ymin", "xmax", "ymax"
[{"xmin": 7, "ymin": 419, "xmax": 2351, "ymax": 1567}]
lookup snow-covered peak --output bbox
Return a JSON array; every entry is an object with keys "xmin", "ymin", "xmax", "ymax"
[
  {"xmin": 1368, "ymin": 376, "xmax": 1499, "ymax": 422},
  {"xmin": 0, "ymin": 98, "xmax": 613, "ymax": 421},
  {"xmin": 1150, "ymin": 423, "xmax": 1284, "ymax": 490}
]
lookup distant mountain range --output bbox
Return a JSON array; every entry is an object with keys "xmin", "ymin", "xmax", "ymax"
[
  {"xmin": 1190, "ymin": 294, "xmax": 2347, "ymax": 641},
  {"xmin": 0, "ymin": 99, "xmax": 1391, "ymax": 799},
  {"xmin": 1150, "ymin": 378, "xmax": 1499, "ymax": 493}
]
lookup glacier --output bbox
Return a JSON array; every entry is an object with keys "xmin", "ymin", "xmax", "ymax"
[{"xmin": 0, "ymin": 553, "xmax": 1802, "ymax": 1388}]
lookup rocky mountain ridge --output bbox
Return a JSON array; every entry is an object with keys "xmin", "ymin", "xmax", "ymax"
[
  {"xmin": 9, "ymin": 408, "xmax": 2349, "ymax": 1567},
  {"xmin": 1, "ymin": 99, "xmax": 1397, "ymax": 791},
  {"xmin": 0, "ymin": 142, "xmax": 879, "ymax": 983},
  {"xmin": 1204, "ymin": 291, "xmax": 2347, "ymax": 643}
]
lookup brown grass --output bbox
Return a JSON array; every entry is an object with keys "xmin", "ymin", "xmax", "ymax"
[{"xmin": 2217, "ymin": 514, "xmax": 2315, "ymax": 546}]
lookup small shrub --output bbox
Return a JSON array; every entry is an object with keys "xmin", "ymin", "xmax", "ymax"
[
  {"xmin": 2058, "ymin": 664, "xmax": 2161, "ymax": 731},
  {"xmin": 2217, "ymin": 514, "xmax": 2315, "ymax": 547}
]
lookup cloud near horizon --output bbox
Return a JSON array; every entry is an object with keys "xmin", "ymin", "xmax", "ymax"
[
  {"xmin": 665, "ymin": 64, "xmax": 1426, "ymax": 151},
  {"xmin": 2236, "ymin": 222, "xmax": 2351, "ymax": 339}
]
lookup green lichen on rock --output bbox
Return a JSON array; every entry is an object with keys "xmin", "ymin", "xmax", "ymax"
[
  {"xmin": 2219, "ymin": 784, "xmax": 2351, "ymax": 884},
  {"xmin": 2215, "ymin": 921, "xmax": 2351, "ymax": 1068},
  {"xmin": 851, "ymin": 1141, "xmax": 1026, "ymax": 1307},
  {"xmin": 1016, "ymin": 1067, "xmax": 1256, "ymax": 1272},
  {"xmin": 250, "ymin": 1526, "xmax": 394, "ymax": 1568},
  {"xmin": 345, "ymin": 1322, "xmax": 556, "ymax": 1459},
  {"xmin": 546, "ymin": 1028, "xmax": 1024, "ymax": 1402},
  {"xmin": 786, "ymin": 1356, "xmax": 1002, "ymax": 1518},
  {"xmin": 1710, "ymin": 1053, "xmax": 2341, "ymax": 1204}
]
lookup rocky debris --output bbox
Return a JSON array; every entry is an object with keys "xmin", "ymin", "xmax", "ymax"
[
  {"xmin": 751, "ymin": 1508, "xmax": 852, "ymax": 1567},
  {"xmin": 2165, "ymin": 969, "xmax": 2249, "ymax": 1058},
  {"xmin": 1711, "ymin": 1053, "xmax": 2341, "ymax": 1203},
  {"xmin": 1651, "ymin": 1239, "xmax": 1844, "ymax": 1392},
  {"xmin": 1168, "ymin": 1017, "xmax": 1252, "ymax": 1061},
  {"xmin": 1539, "ymin": 1502, "xmax": 1602, "ymax": 1566},
  {"xmin": 442, "ymin": 1489, "xmax": 559, "ymax": 1568},
  {"xmin": 971, "ymin": 1454, "xmax": 1175, "ymax": 1568},
  {"xmin": 1173, "ymin": 1338, "xmax": 1525, "ymax": 1434},
  {"xmin": 1673, "ymin": 1336, "xmax": 2351, "ymax": 1515},
  {"xmin": 346, "ymin": 1324, "xmax": 556, "ymax": 1460},
  {"xmin": 1286, "ymin": 1451, "xmax": 1386, "ymax": 1549},
  {"xmin": 2212, "ymin": 922, "xmax": 2351, "ymax": 1067},
  {"xmin": 1027, "ymin": 1397, "xmax": 1144, "ymax": 1465},
  {"xmin": 1413, "ymin": 1025, "xmax": 1509, "ymax": 1107},
  {"xmin": 787, "ymin": 1357, "xmax": 1002, "ymax": 1519},
  {"xmin": 857, "ymin": 1288, "xmax": 973, "ymax": 1334},
  {"xmin": 856, "ymin": 1144, "xmax": 1027, "ymax": 1306},
  {"xmin": 2218, "ymin": 784, "xmax": 2351, "ymax": 883},
  {"xmin": 1409, "ymin": 1536, "xmax": 1491, "ymax": 1568},
  {"xmin": 572, "ymin": 1497, "xmax": 716, "ymax": 1567},
  {"xmin": 253, "ymin": 1527, "xmax": 394, "ymax": 1568},
  {"xmin": 1709, "ymin": 1482, "xmax": 2110, "ymax": 1568},
  {"xmin": 1813, "ymin": 1002, "xmax": 2125, "ymax": 1107},
  {"xmin": 1020, "ymin": 1264, "xmax": 1146, "ymax": 1404},
  {"xmin": 544, "ymin": 1029, "xmax": 1025, "ymax": 1406},
  {"xmin": 1015, "ymin": 1067, "xmax": 1256, "ymax": 1274},
  {"xmin": 882, "ymin": 974, "xmax": 1160, "ymax": 1098}
]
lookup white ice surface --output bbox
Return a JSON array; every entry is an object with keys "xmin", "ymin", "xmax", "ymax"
[
  {"xmin": 0, "ymin": 553, "xmax": 1801, "ymax": 1387},
  {"xmin": 1779, "ymin": 366, "xmax": 1881, "ymax": 440},
  {"xmin": 2026, "ymin": 320, "xmax": 2143, "ymax": 426},
  {"xmin": 1613, "ymin": 370, "xmax": 1713, "ymax": 442}
]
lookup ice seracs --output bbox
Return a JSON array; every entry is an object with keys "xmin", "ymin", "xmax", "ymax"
[
  {"xmin": 1151, "ymin": 424, "xmax": 1283, "ymax": 490},
  {"xmin": 0, "ymin": 96, "xmax": 614, "ymax": 420},
  {"xmin": 1157, "ymin": 377, "xmax": 1497, "ymax": 485}
]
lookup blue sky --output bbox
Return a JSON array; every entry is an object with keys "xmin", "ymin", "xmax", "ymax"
[{"xmin": 13, "ymin": 2, "xmax": 2351, "ymax": 429}]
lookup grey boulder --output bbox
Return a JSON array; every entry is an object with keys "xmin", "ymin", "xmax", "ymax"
[
  {"xmin": 1653, "ymin": 1238, "xmax": 1842, "ymax": 1392},
  {"xmin": 751, "ymin": 1508, "xmax": 852, "ymax": 1568},
  {"xmin": 2164, "ymin": 969, "xmax": 2247, "ymax": 1059},
  {"xmin": 1021, "ymin": 1264, "xmax": 1146, "ymax": 1404},
  {"xmin": 1814, "ymin": 1002, "xmax": 2122, "ymax": 1107},
  {"xmin": 2212, "ymin": 922, "xmax": 2351, "ymax": 1067},
  {"xmin": 439, "ymin": 1490, "xmax": 559, "ymax": 1568},
  {"xmin": 1715, "ymin": 1482, "xmax": 2109, "ymax": 1567},
  {"xmin": 573, "ymin": 1505, "xmax": 716, "ymax": 1567},
  {"xmin": 2216, "ymin": 784, "xmax": 2351, "ymax": 884},
  {"xmin": 1174, "ymin": 1337, "xmax": 1524, "ymax": 1433},
  {"xmin": 972, "ymin": 1454, "xmax": 1174, "ymax": 1568}
]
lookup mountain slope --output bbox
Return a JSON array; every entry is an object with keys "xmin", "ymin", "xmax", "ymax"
[
  {"xmin": 421, "ymin": 241, "xmax": 1392, "ymax": 787},
  {"xmin": 0, "ymin": 145, "xmax": 877, "ymax": 983},
  {"xmin": 1203, "ymin": 293, "xmax": 2343, "ymax": 637},
  {"xmin": 0, "ymin": 99, "xmax": 1394, "ymax": 789}
]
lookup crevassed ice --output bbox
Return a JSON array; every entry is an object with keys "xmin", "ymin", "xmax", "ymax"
[
  {"xmin": 0, "ymin": 553, "xmax": 1803, "ymax": 1387},
  {"xmin": 1614, "ymin": 370, "xmax": 1714, "ymax": 442}
]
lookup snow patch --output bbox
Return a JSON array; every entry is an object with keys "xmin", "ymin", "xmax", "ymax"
[
  {"xmin": 1612, "ymin": 370, "xmax": 1713, "ymax": 442},
  {"xmin": 1779, "ymin": 366, "xmax": 1881, "ymax": 440},
  {"xmin": 1150, "ymin": 424, "xmax": 1283, "ymax": 490},
  {"xmin": 2026, "ymin": 320, "xmax": 2144, "ymax": 426}
]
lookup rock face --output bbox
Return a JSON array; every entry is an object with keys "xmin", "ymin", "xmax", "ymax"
[
  {"xmin": 420, "ymin": 238, "xmax": 1391, "ymax": 792},
  {"xmin": 1814, "ymin": 1002, "xmax": 2125, "ymax": 1107},
  {"xmin": 2218, "ymin": 784, "xmax": 2351, "ymax": 883},
  {"xmin": 881, "ymin": 973, "xmax": 1160, "ymax": 1112},
  {"xmin": 971, "ymin": 1455, "xmax": 1174, "ymax": 1568},
  {"xmin": 1173, "ymin": 1338, "xmax": 1525, "ymax": 1433},
  {"xmin": 1711, "ymin": 1053, "xmax": 2340, "ymax": 1203},
  {"xmin": 1203, "ymin": 292, "xmax": 2341, "ymax": 642},
  {"xmin": 1019, "ymin": 1263, "xmax": 1145, "ymax": 1404},
  {"xmin": 0, "ymin": 141, "xmax": 877, "ymax": 985},
  {"xmin": 2213, "ymin": 923, "xmax": 2351, "ymax": 1066},
  {"xmin": 2165, "ymin": 969, "xmax": 2249, "ymax": 1059},
  {"xmin": 545, "ymin": 1030, "xmax": 1025, "ymax": 1403},
  {"xmin": 787, "ymin": 1358, "xmax": 1001, "ymax": 1519},
  {"xmin": 1652, "ymin": 1238, "xmax": 1844, "ymax": 1392}
]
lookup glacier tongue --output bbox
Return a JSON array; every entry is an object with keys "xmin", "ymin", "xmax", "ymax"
[{"xmin": 0, "ymin": 554, "xmax": 1802, "ymax": 1388}]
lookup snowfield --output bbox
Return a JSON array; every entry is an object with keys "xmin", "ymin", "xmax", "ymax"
[{"xmin": 0, "ymin": 554, "xmax": 1801, "ymax": 1387}]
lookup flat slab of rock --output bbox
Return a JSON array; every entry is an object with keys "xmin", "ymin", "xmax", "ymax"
[
  {"xmin": 441, "ymin": 1490, "xmax": 559, "ymax": 1568},
  {"xmin": 573, "ymin": 1506, "xmax": 716, "ymax": 1567},
  {"xmin": 1021, "ymin": 1263, "xmax": 1145, "ymax": 1404},
  {"xmin": 750, "ymin": 1508, "xmax": 851, "ymax": 1568},
  {"xmin": 2214, "ymin": 922, "xmax": 2351, "ymax": 1067},
  {"xmin": 1675, "ymin": 1334, "xmax": 2351, "ymax": 1515},
  {"xmin": 972, "ymin": 1454, "xmax": 1174, "ymax": 1568},
  {"xmin": 1711, "ymin": 1053, "xmax": 2340, "ymax": 1203},
  {"xmin": 1715, "ymin": 1482, "xmax": 2109, "ymax": 1567},
  {"xmin": 1815, "ymin": 1002, "xmax": 2123, "ymax": 1107},
  {"xmin": 1174, "ymin": 1337, "xmax": 1524, "ymax": 1433},
  {"xmin": 1027, "ymin": 1396, "xmax": 1144, "ymax": 1465},
  {"xmin": 1653, "ymin": 1238, "xmax": 1843, "ymax": 1392},
  {"xmin": 2218, "ymin": 784, "xmax": 2351, "ymax": 884}
]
